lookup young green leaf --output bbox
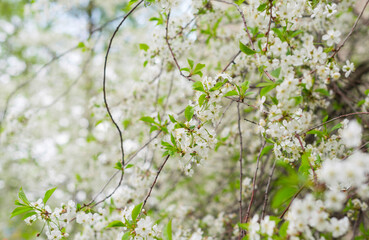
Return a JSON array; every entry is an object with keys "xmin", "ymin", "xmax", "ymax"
[
  {"xmin": 140, "ymin": 116, "xmax": 156, "ymax": 124},
  {"xmin": 193, "ymin": 81, "xmax": 205, "ymax": 92},
  {"xmin": 163, "ymin": 219, "xmax": 173, "ymax": 240},
  {"xmin": 43, "ymin": 187, "xmax": 57, "ymax": 204},
  {"xmin": 270, "ymin": 67, "xmax": 281, "ymax": 78},
  {"xmin": 139, "ymin": 43, "xmax": 149, "ymax": 52},
  {"xmin": 187, "ymin": 59, "xmax": 194, "ymax": 69},
  {"xmin": 125, "ymin": 164, "xmax": 134, "ymax": 169},
  {"xmin": 239, "ymin": 41, "xmax": 256, "ymax": 55},
  {"xmin": 21, "ymin": 211, "xmax": 37, "ymax": 220},
  {"xmin": 184, "ymin": 105, "xmax": 195, "ymax": 122},
  {"xmin": 198, "ymin": 94, "xmax": 207, "ymax": 107},
  {"xmin": 224, "ymin": 90, "xmax": 238, "ymax": 97},
  {"xmin": 106, "ymin": 220, "xmax": 125, "ymax": 228},
  {"xmin": 257, "ymin": 3, "xmax": 268, "ymax": 12},
  {"xmin": 11, "ymin": 206, "xmax": 34, "ymax": 218},
  {"xmin": 18, "ymin": 187, "xmax": 30, "ymax": 205},
  {"xmin": 122, "ymin": 232, "xmax": 131, "ymax": 240},
  {"xmin": 168, "ymin": 114, "xmax": 177, "ymax": 123},
  {"xmin": 131, "ymin": 202, "xmax": 143, "ymax": 222}
]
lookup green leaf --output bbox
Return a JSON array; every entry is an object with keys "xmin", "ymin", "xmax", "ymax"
[
  {"xmin": 330, "ymin": 123, "xmax": 342, "ymax": 133},
  {"xmin": 260, "ymin": 145, "xmax": 273, "ymax": 158},
  {"xmin": 22, "ymin": 211, "xmax": 37, "ymax": 220},
  {"xmin": 270, "ymin": 67, "xmax": 281, "ymax": 78},
  {"xmin": 224, "ymin": 90, "xmax": 238, "ymax": 97},
  {"xmin": 279, "ymin": 221, "xmax": 289, "ymax": 237},
  {"xmin": 11, "ymin": 206, "xmax": 34, "ymax": 218},
  {"xmin": 270, "ymin": 96, "xmax": 278, "ymax": 105},
  {"xmin": 239, "ymin": 41, "xmax": 256, "ymax": 55},
  {"xmin": 139, "ymin": 43, "xmax": 149, "ymax": 52},
  {"xmin": 272, "ymin": 186, "xmax": 297, "ymax": 209},
  {"xmin": 170, "ymin": 133, "xmax": 177, "ymax": 147},
  {"xmin": 260, "ymin": 84, "xmax": 276, "ymax": 97},
  {"xmin": 193, "ymin": 81, "xmax": 205, "ymax": 92},
  {"xmin": 315, "ymin": 88, "xmax": 330, "ymax": 97},
  {"xmin": 194, "ymin": 63, "xmax": 205, "ymax": 72},
  {"xmin": 122, "ymin": 232, "xmax": 131, "ymax": 240},
  {"xmin": 272, "ymin": 28, "xmax": 285, "ymax": 41},
  {"xmin": 184, "ymin": 105, "xmax": 195, "ymax": 122},
  {"xmin": 257, "ymin": 3, "xmax": 268, "ymax": 11},
  {"xmin": 131, "ymin": 202, "xmax": 143, "ymax": 222},
  {"xmin": 306, "ymin": 130, "xmax": 324, "ymax": 138},
  {"xmin": 235, "ymin": 0, "xmax": 245, "ymax": 5},
  {"xmin": 163, "ymin": 219, "xmax": 173, "ymax": 240},
  {"xmin": 209, "ymin": 81, "xmax": 224, "ymax": 92},
  {"xmin": 180, "ymin": 67, "xmax": 190, "ymax": 73},
  {"xmin": 18, "ymin": 187, "xmax": 30, "ymax": 204},
  {"xmin": 238, "ymin": 222, "xmax": 248, "ymax": 230},
  {"xmin": 114, "ymin": 162, "xmax": 123, "ymax": 170},
  {"xmin": 168, "ymin": 114, "xmax": 177, "ymax": 123},
  {"xmin": 14, "ymin": 199, "xmax": 25, "ymax": 206},
  {"xmin": 77, "ymin": 42, "xmax": 85, "ymax": 49},
  {"xmin": 289, "ymin": 30, "xmax": 303, "ymax": 38},
  {"xmin": 106, "ymin": 220, "xmax": 125, "ymax": 228},
  {"xmin": 140, "ymin": 116, "xmax": 156, "ymax": 124},
  {"xmin": 125, "ymin": 164, "xmax": 134, "ymax": 169},
  {"xmin": 299, "ymin": 151, "xmax": 311, "ymax": 176},
  {"xmin": 358, "ymin": 99, "xmax": 366, "ymax": 107},
  {"xmin": 43, "ymin": 187, "xmax": 57, "ymax": 204},
  {"xmin": 256, "ymin": 82, "xmax": 274, "ymax": 87},
  {"xmin": 198, "ymin": 94, "xmax": 207, "ymax": 107},
  {"xmin": 193, "ymin": 63, "xmax": 206, "ymax": 77},
  {"xmin": 240, "ymin": 81, "xmax": 250, "ymax": 95},
  {"xmin": 187, "ymin": 59, "xmax": 194, "ymax": 69}
]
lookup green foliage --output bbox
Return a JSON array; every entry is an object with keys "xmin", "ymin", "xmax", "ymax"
[
  {"xmin": 181, "ymin": 59, "xmax": 206, "ymax": 77},
  {"xmin": 43, "ymin": 187, "xmax": 57, "ymax": 204},
  {"xmin": 239, "ymin": 41, "xmax": 257, "ymax": 55},
  {"xmin": 184, "ymin": 105, "xmax": 195, "ymax": 122},
  {"xmin": 163, "ymin": 219, "xmax": 173, "ymax": 240},
  {"xmin": 131, "ymin": 202, "xmax": 143, "ymax": 222}
]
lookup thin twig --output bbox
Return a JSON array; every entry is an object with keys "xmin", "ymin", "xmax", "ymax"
[
  {"xmin": 331, "ymin": 0, "xmax": 369, "ymax": 58},
  {"xmin": 243, "ymin": 141, "xmax": 266, "ymax": 225},
  {"xmin": 215, "ymin": 101, "xmax": 233, "ymax": 131},
  {"xmin": 279, "ymin": 185, "xmax": 305, "ymax": 219},
  {"xmin": 213, "ymin": 0, "xmax": 275, "ymax": 82},
  {"xmin": 103, "ymin": 0, "xmax": 144, "ymax": 167},
  {"xmin": 237, "ymin": 103, "xmax": 244, "ymax": 233},
  {"xmin": 263, "ymin": 0, "xmax": 274, "ymax": 52},
  {"xmin": 165, "ymin": 12, "xmax": 194, "ymax": 82},
  {"xmin": 222, "ymin": 51, "xmax": 241, "ymax": 73},
  {"xmin": 304, "ymin": 112, "xmax": 369, "ymax": 134},
  {"xmin": 261, "ymin": 158, "xmax": 276, "ymax": 219},
  {"xmin": 87, "ymin": 0, "xmax": 144, "ymax": 209},
  {"xmin": 141, "ymin": 155, "xmax": 170, "ymax": 214},
  {"xmin": 125, "ymin": 130, "xmax": 162, "ymax": 165}
]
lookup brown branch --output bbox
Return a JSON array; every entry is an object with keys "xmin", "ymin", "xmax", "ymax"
[
  {"xmin": 213, "ymin": 0, "xmax": 275, "ymax": 82},
  {"xmin": 86, "ymin": 0, "xmax": 144, "ymax": 209},
  {"xmin": 331, "ymin": 0, "xmax": 369, "ymax": 59},
  {"xmin": 237, "ymin": 102, "xmax": 244, "ymax": 238},
  {"xmin": 261, "ymin": 158, "xmax": 276, "ymax": 219},
  {"xmin": 242, "ymin": 141, "xmax": 266, "ymax": 226},
  {"xmin": 304, "ymin": 112, "xmax": 369, "ymax": 134},
  {"xmin": 103, "ymin": 0, "xmax": 144, "ymax": 167},
  {"xmin": 263, "ymin": 0, "xmax": 274, "ymax": 52},
  {"xmin": 141, "ymin": 155, "xmax": 170, "ymax": 214},
  {"xmin": 165, "ymin": 11, "xmax": 194, "ymax": 82},
  {"xmin": 279, "ymin": 185, "xmax": 305, "ymax": 219},
  {"xmin": 222, "ymin": 51, "xmax": 241, "ymax": 73}
]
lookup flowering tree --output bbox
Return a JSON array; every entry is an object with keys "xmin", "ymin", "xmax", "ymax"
[{"xmin": 2, "ymin": 0, "xmax": 369, "ymax": 239}]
